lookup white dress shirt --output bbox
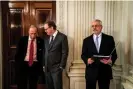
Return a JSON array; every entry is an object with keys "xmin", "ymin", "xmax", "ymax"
[
  {"xmin": 25, "ymin": 36, "xmax": 37, "ymax": 61},
  {"xmin": 49, "ymin": 30, "xmax": 58, "ymax": 43},
  {"xmin": 93, "ymin": 33, "xmax": 102, "ymax": 52}
]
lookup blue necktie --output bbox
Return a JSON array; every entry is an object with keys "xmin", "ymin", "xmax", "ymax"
[{"xmin": 95, "ymin": 36, "xmax": 99, "ymax": 52}]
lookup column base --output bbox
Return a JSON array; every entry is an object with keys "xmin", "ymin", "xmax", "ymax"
[{"xmin": 68, "ymin": 60, "xmax": 85, "ymax": 89}]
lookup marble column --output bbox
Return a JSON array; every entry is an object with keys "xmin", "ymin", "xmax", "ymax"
[
  {"xmin": 56, "ymin": 1, "xmax": 95, "ymax": 89},
  {"xmin": 109, "ymin": 1, "xmax": 122, "ymax": 89},
  {"xmin": 121, "ymin": 1, "xmax": 133, "ymax": 89},
  {"xmin": 68, "ymin": 1, "xmax": 95, "ymax": 89}
]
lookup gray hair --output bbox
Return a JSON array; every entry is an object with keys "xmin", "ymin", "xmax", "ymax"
[
  {"xmin": 93, "ymin": 19, "xmax": 102, "ymax": 25},
  {"xmin": 29, "ymin": 25, "xmax": 38, "ymax": 30}
]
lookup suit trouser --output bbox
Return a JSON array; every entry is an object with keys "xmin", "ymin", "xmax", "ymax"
[
  {"xmin": 45, "ymin": 68, "xmax": 63, "ymax": 89},
  {"xmin": 86, "ymin": 78, "xmax": 110, "ymax": 89},
  {"xmin": 16, "ymin": 62, "xmax": 39, "ymax": 89}
]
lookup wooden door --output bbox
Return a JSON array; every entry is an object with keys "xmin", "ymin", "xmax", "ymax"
[
  {"xmin": 30, "ymin": 1, "xmax": 56, "ymax": 37},
  {"xmin": 1, "ymin": 1, "xmax": 56, "ymax": 89}
]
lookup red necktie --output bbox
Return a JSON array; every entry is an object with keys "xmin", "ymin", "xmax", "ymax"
[{"xmin": 29, "ymin": 40, "xmax": 34, "ymax": 66}]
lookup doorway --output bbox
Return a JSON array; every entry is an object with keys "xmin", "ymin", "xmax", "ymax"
[{"xmin": 1, "ymin": 1, "xmax": 56, "ymax": 89}]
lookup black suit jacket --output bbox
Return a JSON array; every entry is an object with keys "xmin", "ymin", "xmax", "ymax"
[
  {"xmin": 15, "ymin": 36, "xmax": 44, "ymax": 75},
  {"xmin": 81, "ymin": 33, "xmax": 117, "ymax": 81},
  {"xmin": 44, "ymin": 31, "xmax": 68, "ymax": 72}
]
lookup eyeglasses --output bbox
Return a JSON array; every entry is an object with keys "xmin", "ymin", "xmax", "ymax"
[
  {"xmin": 44, "ymin": 27, "xmax": 50, "ymax": 31},
  {"xmin": 91, "ymin": 25, "xmax": 101, "ymax": 28}
]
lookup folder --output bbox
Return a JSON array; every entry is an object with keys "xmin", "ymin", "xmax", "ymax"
[
  {"xmin": 91, "ymin": 55, "xmax": 112, "ymax": 66},
  {"xmin": 91, "ymin": 41, "xmax": 119, "ymax": 61},
  {"xmin": 92, "ymin": 55, "xmax": 111, "ymax": 59},
  {"xmin": 91, "ymin": 55, "xmax": 111, "ymax": 62}
]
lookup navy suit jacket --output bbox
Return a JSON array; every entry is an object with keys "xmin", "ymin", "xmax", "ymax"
[{"xmin": 81, "ymin": 33, "xmax": 117, "ymax": 81}]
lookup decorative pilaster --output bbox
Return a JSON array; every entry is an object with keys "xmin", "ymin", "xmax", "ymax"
[
  {"xmin": 111, "ymin": 1, "xmax": 123, "ymax": 89},
  {"xmin": 56, "ymin": 1, "xmax": 95, "ymax": 89},
  {"xmin": 56, "ymin": 2, "xmax": 70, "ymax": 89},
  {"xmin": 68, "ymin": 1, "xmax": 95, "ymax": 89},
  {"xmin": 120, "ymin": 1, "xmax": 133, "ymax": 89},
  {"xmin": 104, "ymin": 1, "xmax": 115, "ymax": 35}
]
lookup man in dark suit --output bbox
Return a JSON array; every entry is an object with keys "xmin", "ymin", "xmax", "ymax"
[
  {"xmin": 15, "ymin": 25, "xmax": 44, "ymax": 89},
  {"xmin": 81, "ymin": 19, "xmax": 117, "ymax": 89},
  {"xmin": 43, "ymin": 21, "xmax": 69, "ymax": 89}
]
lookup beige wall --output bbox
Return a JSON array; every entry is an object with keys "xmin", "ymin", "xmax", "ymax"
[{"xmin": 56, "ymin": 1, "xmax": 133, "ymax": 89}]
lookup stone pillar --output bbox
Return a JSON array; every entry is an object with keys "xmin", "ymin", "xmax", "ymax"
[
  {"xmin": 121, "ymin": 1, "xmax": 133, "ymax": 89},
  {"xmin": 111, "ymin": 1, "xmax": 122, "ymax": 89},
  {"xmin": 68, "ymin": 1, "xmax": 95, "ymax": 89},
  {"xmin": 56, "ymin": 1, "xmax": 95, "ymax": 89}
]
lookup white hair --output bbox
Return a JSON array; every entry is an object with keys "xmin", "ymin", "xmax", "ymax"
[{"xmin": 93, "ymin": 19, "xmax": 102, "ymax": 25}]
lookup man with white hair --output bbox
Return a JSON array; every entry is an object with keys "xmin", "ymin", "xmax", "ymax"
[
  {"xmin": 15, "ymin": 25, "xmax": 44, "ymax": 89},
  {"xmin": 81, "ymin": 19, "xmax": 117, "ymax": 89}
]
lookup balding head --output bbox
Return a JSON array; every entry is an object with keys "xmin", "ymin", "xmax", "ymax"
[{"xmin": 28, "ymin": 25, "xmax": 38, "ymax": 39}]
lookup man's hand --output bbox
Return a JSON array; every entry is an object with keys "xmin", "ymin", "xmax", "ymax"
[
  {"xmin": 88, "ymin": 58, "xmax": 94, "ymax": 64},
  {"xmin": 100, "ymin": 58, "xmax": 112, "ymax": 65},
  {"xmin": 43, "ymin": 66, "xmax": 45, "ymax": 72}
]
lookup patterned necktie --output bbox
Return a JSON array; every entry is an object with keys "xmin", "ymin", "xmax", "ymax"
[
  {"xmin": 95, "ymin": 36, "xmax": 99, "ymax": 52},
  {"xmin": 29, "ymin": 40, "xmax": 34, "ymax": 66}
]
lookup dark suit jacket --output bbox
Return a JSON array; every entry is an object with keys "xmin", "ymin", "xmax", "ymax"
[
  {"xmin": 44, "ymin": 31, "xmax": 68, "ymax": 72},
  {"xmin": 15, "ymin": 36, "xmax": 44, "ymax": 75},
  {"xmin": 81, "ymin": 33, "xmax": 117, "ymax": 81}
]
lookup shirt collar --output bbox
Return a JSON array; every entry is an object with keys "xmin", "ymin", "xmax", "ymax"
[
  {"xmin": 52, "ymin": 30, "xmax": 58, "ymax": 37},
  {"xmin": 93, "ymin": 32, "xmax": 102, "ymax": 38},
  {"xmin": 28, "ymin": 36, "xmax": 36, "ymax": 41}
]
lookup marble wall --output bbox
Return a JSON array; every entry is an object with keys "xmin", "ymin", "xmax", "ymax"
[{"xmin": 56, "ymin": 1, "xmax": 133, "ymax": 89}]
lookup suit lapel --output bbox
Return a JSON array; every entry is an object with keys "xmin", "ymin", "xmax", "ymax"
[
  {"xmin": 91, "ymin": 33, "xmax": 105, "ymax": 54},
  {"xmin": 23, "ymin": 36, "xmax": 28, "ymax": 56},
  {"xmin": 45, "ymin": 36, "xmax": 50, "ymax": 51},
  {"xmin": 36, "ymin": 37, "xmax": 40, "ymax": 51},
  {"xmin": 99, "ymin": 33, "xmax": 104, "ymax": 53},
  {"xmin": 90, "ymin": 35, "xmax": 98, "ymax": 53}
]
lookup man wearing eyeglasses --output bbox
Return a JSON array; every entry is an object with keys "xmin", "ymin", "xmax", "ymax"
[
  {"xmin": 81, "ymin": 19, "xmax": 117, "ymax": 89},
  {"xmin": 43, "ymin": 21, "xmax": 69, "ymax": 89}
]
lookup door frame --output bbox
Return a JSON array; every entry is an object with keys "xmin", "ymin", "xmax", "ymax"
[
  {"xmin": 0, "ymin": 1, "xmax": 3, "ymax": 89},
  {"xmin": 1, "ymin": 1, "xmax": 10, "ymax": 89}
]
